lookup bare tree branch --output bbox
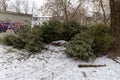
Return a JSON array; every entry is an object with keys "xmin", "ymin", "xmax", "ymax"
[
  {"xmin": 0, "ymin": 0, "xmax": 10, "ymax": 12},
  {"xmin": 12, "ymin": 0, "xmax": 23, "ymax": 13}
]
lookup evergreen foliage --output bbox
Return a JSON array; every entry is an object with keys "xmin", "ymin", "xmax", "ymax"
[
  {"xmin": 3, "ymin": 21, "xmax": 114, "ymax": 60},
  {"xmin": 66, "ymin": 30, "xmax": 96, "ymax": 61},
  {"xmin": 90, "ymin": 23, "xmax": 114, "ymax": 54},
  {"xmin": 3, "ymin": 25, "xmax": 44, "ymax": 52},
  {"xmin": 40, "ymin": 19, "xmax": 62, "ymax": 43},
  {"xmin": 10, "ymin": 25, "xmax": 31, "ymax": 49},
  {"xmin": 61, "ymin": 21, "xmax": 82, "ymax": 41},
  {"xmin": 40, "ymin": 20, "xmax": 83, "ymax": 43},
  {"xmin": 13, "ymin": 37, "xmax": 26, "ymax": 49},
  {"xmin": 3, "ymin": 35, "xmax": 17, "ymax": 46},
  {"xmin": 17, "ymin": 25, "xmax": 31, "ymax": 44},
  {"xmin": 25, "ymin": 26, "xmax": 44, "ymax": 52}
]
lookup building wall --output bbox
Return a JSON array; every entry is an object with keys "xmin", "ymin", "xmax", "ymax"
[
  {"xmin": 0, "ymin": 12, "xmax": 32, "ymax": 25},
  {"xmin": 32, "ymin": 16, "xmax": 52, "ymax": 26},
  {"xmin": 0, "ymin": 12, "xmax": 32, "ymax": 38}
]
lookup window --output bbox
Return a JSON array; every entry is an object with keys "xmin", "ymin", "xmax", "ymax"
[{"xmin": 33, "ymin": 17, "xmax": 38, "ymax": 21}]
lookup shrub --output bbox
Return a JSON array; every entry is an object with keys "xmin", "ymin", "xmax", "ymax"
[
  {"xmin": 3, "ymin": 25, "xmax": 44, "ymax": 52},
  {"xmin": 31, "ymin": 25, "xmax": 42, "ymax": 39},
  {"xmin": 40, "ymin": 20, "xmax": 84, "ymax": 43},
  {"xmin": 40, "ymin": 19, "xmax": 63, "ymax": 43},
  {"xmin": 17, "ymin": 25, "xmax": 31, "ymax": 44},
  {"xmin": 11, "ymin": 25, "xmax": 32, "ymax": 49},
  {"xmin": 25, "ymin": 26, "xmax": 44, "ymax": 52},
  {"xmin": 66, "ymin": 30, "xmax": 96, "ymax": 61},
  {"xmin": 13, "ymin": 37, "xmax": 26, "ymax": 49},
  {"xmin": 61, "ymin": 21, "xmax": 82, "ymax": 41},
  {"xmin": 90, "ymin": 23, "xmax": 114, "ymax": 54},
  {"xmin": 25, "ymin": 37, "xmax": 44, "ymax": 52},
  {"xmin": 2, "ymin": 35, "xmax": 17, "ymax": 46}
]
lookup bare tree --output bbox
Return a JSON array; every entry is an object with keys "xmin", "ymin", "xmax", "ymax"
[
  {"xmin": 32, "ymin": 2, "xmax": 36, "ymax": 15},
  {"xmin": 100, "ymin": 0, "xmax": 107, "ymax": 24},
  {"xmin": 40, "ymin": 0, "xmax": 85, "ymax": 22},
  {"xmin": 31, "ymin": 2, "xmax": 39, "ymax": 16},
  {"xmin": 42, "ymin": 0, "xmax": 71, "ymax": 21},
  {"xmin": 23, "ymin": 0, "xmax": 29, "ymax": 14},
  {"xmin": 92, "ymin": 0, "xmax": 110, "ymax": 24},
  {"xmin": 12, "ymin": 0, "xmax": 23, "ymax": 13},
  {"xmin": 0, "ymin": 0, "xmax": 10, "ymax": 12}
]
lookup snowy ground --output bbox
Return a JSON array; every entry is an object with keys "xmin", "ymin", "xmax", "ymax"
[{"xmin": 0, "ymin": 44, "xmax": 120, "ymax": 80}]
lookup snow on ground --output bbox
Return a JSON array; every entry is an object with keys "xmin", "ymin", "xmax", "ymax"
[{"xmin": 0, "ymin": 44, "xmax": 120, "ymax": 80}]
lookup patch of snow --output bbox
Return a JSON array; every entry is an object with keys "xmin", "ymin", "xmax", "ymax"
[
  {"xmin": 52, "ymin": 40, "xmax": 67, "ymax": 44},
  {"xmin": 0, "ymin": 45, "xmax": 120, "ymax": 80}
]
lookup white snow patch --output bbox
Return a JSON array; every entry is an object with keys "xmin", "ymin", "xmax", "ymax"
[
  {"xmin": 0, "ymin": 45, "xmax": 120, "ymax": 80},
  {"xmin": 52, "ymin": 40, "xmax": 67, "ymax": 44}
]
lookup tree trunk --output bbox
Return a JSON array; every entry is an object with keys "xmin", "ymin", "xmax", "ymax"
[
  {"xmin": 110, "ymin": 0, "xmax": 120, "ymax": 57},
  {"xmin": 100, "ymin": 0, "xmax": 107, "ymax": 24}
]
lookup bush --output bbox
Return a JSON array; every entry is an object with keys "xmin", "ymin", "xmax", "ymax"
[
  {"xmin": 3, "ymin": 35, "xmax": 17, "ymax": 46},
  {"xmin": 25, "ymin": 26, "xmax": 44, "ymax": 52},
  {"xmin": 90, "ymin": 23, "xmax": 114, "ymax": 54},
  {"xmin": 61, "ymin": 21, "xmax": 83, "ymax": 41},
  {"xmin": 17, "ymin": 25, "xmax": 31, "ymax": 44},
  {"xmin": 10, "ymin": 25, "xmax": 32, "ymax": 49},
  {"xmin": 40, "ymin": 20, "xmax": 85, "ymax": 43},
  {"xmin": 3, "ymin": 25, "xmax": 44, "ymax": 52},
  {"xmin": 40, "ymin": 19, "xmax": 63, "ymax": 43},
  {"xmin": 66, "ymin": 30, "xmax": 96, "ymax": 61},
  {"xmin": 13, "ymin": 37, "xmax": 26, "ymax": 49},
  {"xmin": 25, "ymin": 37, "xmax": 44, "ymax": 52}
]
